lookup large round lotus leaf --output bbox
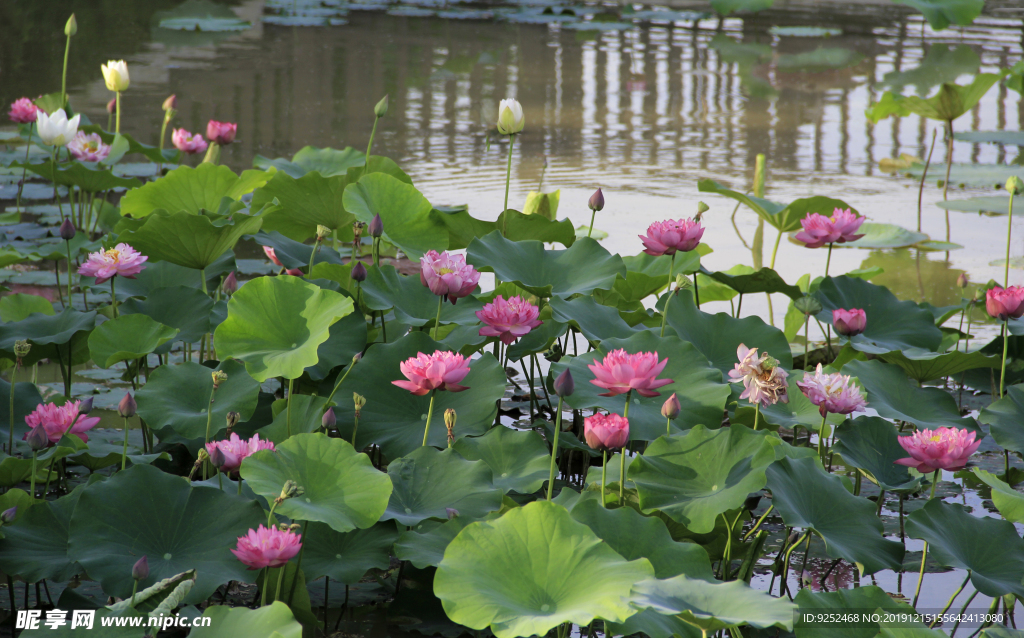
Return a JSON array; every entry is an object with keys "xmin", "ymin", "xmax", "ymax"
[
  {"xmin": 119, "ymin": 210, "xmax": 263, "ymax": 271},
  {"xmin": 844, "ymin": 359, "xmax": 980, "ymax": 434},
  {"xmin": 301, "ymin": 521, "xmax": 398, "ymax": 585},
  {"xmin": 878, "ymin": 348, "xmax": 999, "ymax": 383},
  {"xmin": 120, "ymin": 285, "xmax": 215, "ymax": 347},
  {"xmin": 88, "ymin": 314, "xmax": 179, "ymax": 369},
  {"xmin": 382, "ymin": 446, "xmax": 502, "ymax": 526},
  {"xmin": 894, "ymin": 0, "xmax": 984, "ymax": 30},
  {"xmin": 437, "ymin": 208, "xmax": 577, "ymax": 250},
  {"xmin": 978, "ymin": 384, "xmax": 1024, "ymax": 455},
  {"xmin": 732, "ymin": 370, "xmax": 845, "ymax": 434},
  {"xmin": 833, "ymin": 417, "xmax": 921, "ymax": 492},
  {"xmin": 621, "ymin": 250, "xmax": 706, "ymax": 301},
  {"xmin": 452, "ymin": 426, "xmax": 551, "ymax": 494},
  {"xmin": 434, "ymin": 500, "xmax": 654, "ymax": 638},
  {"xmin": 333, "ymin": 331, "xmax": 504, "ymax": 459},
  {"xmin": 467, "ymin": 231, "xmax": 626, "ymax": 298},
  {"xmin": 0, "ymin": 378, "xmax": 45, "ymax": 446},
  {"xmin": 766, "ymin": 456, "xmax": 905, "ymax": 574},
  {"xmin": 836, "ymin": 222, "xmax": 927, "ymax": 249},
  {"xmin": 906, "ymin": 499, "xmax": 1024, "ymax": 597},
  {"xmin": 343, "ymin": 172, "xmax": 447, "ymax": 259},
  {"xmin": 191, "ymin": 602, "xmax": 302, "ymax": 638},
  {"xmin": 119, "ymin": 163, "xmax": 273, "ymax": 218},
  {"xmin": 665, "ymin": 291, "xmax": 792, "ymax": 376},
  {"xmin": 0, "ymin": 294, "xmax": 54, "ymax": 322},
  {"xmin": 814, "ymin": 276, "xmax": 942, "ymax": 354},
  {"xmin": 548, "ymin": 295, "xmax": 638, "ymax": 342},
  {"xmin": 251, "ymin": 171, "xmax": 356, "ymax": 241},
  {"xmin": 973, "ymin": 469, "xmax": 1024, "ymax": 525},
  {"xmin": 632, "ymin": 575, "xmax": 795, "ymax": 633},
  {"xmin": 136, "ymin": 360, "xmax": 260, "ymax": 440},
  {"xmin": 629, "ymin": 425, "xmax": 775, "ymax": 533},
  {"xmin": 253, "ymin": 145, "xmax": 366, "ymax": 178},
  {"xmin": 67, "ymin": 464, "xmax": 265, "ymax": 603},
  {"xmin": 241, "ymin": 433, "xmax": 391, "ymax": 533},
  {"xmin": 359, "ymin": 265, "xmax": 484, "ymax": 327},
  {"xmin": 114, "ymin": 256, "xmax": 232, "ymax": 298},
  {"xmin": 214, "ymin": 275, "xmax": 353, "ymax": 382},
  {"xmin": 551, "ymin": 331, "xmax": 730, "ymax": 441},
  {"xmin": 0, "ymin": 307, "xmax": 96, "ymax": 366},
  {"xmin": 0, "ymin": 484, "xmax": 88, "ymax": 582},
  {"xmin": 395, "ymin": 514, "xmax": 500, "ymax": 569}
]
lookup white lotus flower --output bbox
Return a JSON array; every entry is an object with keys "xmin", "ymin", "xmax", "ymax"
[
  {"xmin": 101, "ymin": 60, "xmax": 130, "ymax": 92},
  {"xmin": 36, "ymin": 109, "xmax": 81, "ymax": 147},
  {"xmin": 496, "ymin": 98, "xmax": 525, "ymax": 135}
]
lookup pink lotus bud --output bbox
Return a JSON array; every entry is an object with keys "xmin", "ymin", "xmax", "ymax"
[
  {"xmin": 351, "ymin": 262, "xmax": 367, "ymax": 283},
  {"xmin": 661, "ymin": 393, "xmax": 680, "ymax": 420},
  {"xmin": 322, "ymin": 408, "xmax": 336, "ymax": 429},
  {"xmin": 583, "ymin": 413, "xmax": 629, "ymax": 451},
  {"xmin": 209, "ymin": 446, "xmax": 226, "ymax": 469},
  {"xmin": 263, "ymin": 246, "xmax": 283, "ymax": 267},
  {"xmin": 369, "ymin": 214, "xmax": 383, "ymax": 238},
  {"xmin": 986, "ymin": 286, "xmax": 1024, "ymax": 321},
  {"xmin": 132, "ymin": 555, "xmax": 149, "ymax": 581},
  {"xmin": 956, "ymin": 273, "xmax": 968, "ymax": 289},
  {"xmin": 26, "ymin": 425, "xmax": 50, "ymax": 452},
  {"xmin": 446, "ymin": 508, "xmax": 459, "ymax": 520},
  {"xmin": 79, "ymin": 397, "xmax": 93, "ymax": 414},
  {"xmin": 206, "ymin": 120, "xmax": 237, "ymax": 145},
  {"xmin": 162, "ymin": 95, "xmax": 177, "ymax": 112},
  {"xmin": 554, "ymin": 369, "xmax": 574, "ymax": 398},
  {"xmin": 106, "ymin": 98, "xmax": 117, "ymax": 115},
  {"xmin": 222, "ymin": 271, "xmax": 238, "ymax": 295},
  {"xmin": 832, "ymin": 308, "xmax": 866, "ymax": 337},
  {"xmin": 0, "ymin": 507, "xmax": 16, "ymax": 524},
  {"xmin": 59, "ymin": 218, "xmax": 76, "ymax": 241},
  {"xmin": 588, "ymin": 188, "xmax": 605, "ymax": 212},
  {"xmin": 118, "ymin": 392, "xmax": 137, "ymax": 418}
]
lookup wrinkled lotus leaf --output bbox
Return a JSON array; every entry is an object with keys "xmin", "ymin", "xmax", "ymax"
[
  {"xmin": 358, "ymin": 265, "xmax": 483, "ymax": 327},
  {"xmin": 242, "ymin": 433, "xmax": 391, "ymax": 533},
  {"xmin": 905, "ymin": 499, "xmax": 1024, "ymax": 597},
  {"xmin": 842, "ymin": 223, "xmax": 928, "ymax": 249},
  {"xmin": 432, "ymin": 208, "xmax": 576, "ymax": 251},
  {"xmin": 833, "ymin": 417, "xmax": 921, "ymax": 492},
  {"xmin": 894, "ymin": 0, "xmax": 984, "ymax": 30},
  {"xmin": 0, "ymin": 483, "xmax": 85, "ymax": 582},
  {"xmin": 251, "ymin": 170, "xmax": 355, "ymax": 241},
  {"xmin": 67, "ymin": 465, "xmax": 265, "ymax": 603},
  {"xmin": 978, "ymin": 384, "xmax": 1024, "ymax": 455},
  {"xmin": 878, "ymin": 347, "xmax": 999, "ymax": 382},
  {"xmin": 632, "ymin": 575, "xmax": 795, "ymax": 632},
  {"xmin": 301, "ymin": 521, "xmax": 397, "ymax": 585},
  {"xmin": 506, "ymin": 317, "xmax": 567, "ymax": 363},
  {"xmin": 766, "ymin": 456, "xmax": 905, "ymax": 574},
  {"xmin": 395, "ymin": 513, "xmax": 499, "ymax": 569},
  {"xmin": 333, "ymin": 331, "xmax": 504, "ymax": 458},
  {"xmin": 704, "ymin": 266, "xmax": 803, "ymax": 299},
  {"xmin": 88, "ymin": 314, "xmax": 178, "ymax": 369},
  {"xmin": 973, "ymin": 469, "xmax": 1024, "ymax": 525},
  {"xmin": 119, "ymin": 163, "xmax": 272, "ymax": 218},
  {"xmin": 120, "ymin": 285, "xmax": 215, "ymax": 347},
  {"xmin": 882, "ymin": 44, "xmax": 980, "ymax": 97},
  {"xmin": 630, "ymin": 425, "xmax": 775, "ymax": 533},
  {"xmin": 382, "ymin": 446, "xmax": 502, "ymax": 526},
  {"xmin": 114, "ymin": 257, "xmax": 231, "ymax": 298},
  {"xmin": 467, "ymin": 231, "xmax": 625, "ymax": 298},
  {"xmin": 253, "ymin": 145, "xmax": 365, "ymax": 178},
  {"xmin": 252, "ymin": 230, "xmax": 344, "ymax": 271},
  {"xmin": 548, "ymin": 295, "xmax": 638, "ymax": 342},
  {"xmin": 867, "ymin": 74, "xmax": 1003, "ymax": 124},
  {"xmin": 553, "ymin": 331, "xmax": 730, "ymax": 440},
  {"xmin": 256, "ymin": 394, "xmax": 330, "ymax": 444},
  {"xmin": 452, "ymin": 426, "xmax": 551, "ymax": 494},
  {"xmin": 16, "ymin": 159, "xmax": 140, "ymax": 193},
  {"xmin": 937, "ymin": 196, "xmax": 1013, "ymax": 216},
  {"xmin": 136, "ymin": 360, "xmax": 260, "ymax": 440},
  {"xmin": 434, "ymin": 500, "xmax": 655, "ymax": 638},
  {"xmin": 344, "ymin": 172, "xmax": 446, "ymax": 259},
  {"xmin": 214, "ymin": 275, "xmax": 353, "ymax": 382},
  {"xmin": 794, "ymin": 586, "xmax": 920, "ymax": 638},
  {"xmin": 191, "ymin": 602, "xmax": 302, "ymax": 638},
  {"xmin": 306, "ymin": 309, "xmax": 367, "ymax": 381},
  {"xmin": 119, "ymin": 210, "xmax": 262, "ymax": 271},
  {"xmin": 0, "ymin": 307, "xmax": 96, "ymax": 366}
]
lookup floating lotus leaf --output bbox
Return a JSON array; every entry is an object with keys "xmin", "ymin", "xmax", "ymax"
[
  {"xmin": 631, "ymin": 575, "xmax": 795, "ymax": 633},
  {"xmin": 191, "ymin": 602, "xmax": 303, "ymax": 638},
  {"xmin": 242, "ymin": 433, "xmax": 391, "ymax": 532},
  {"xmin": 978, "ymin": 384, "xmax": 1024, "ymax": 455},
  {"xmin": 893, "ymin": 0, "xmax": 984, "ymax": 30},
  {"xmin": 956, "ymin": 131, "xmax": 1024, "ymax": 146},
  {"xmin": 118, "ymin": 163, "xmax": 273, "ymax": 218},
  {"xmin": 883, "ymin": 44, "xmax": 980, "ymax": 96},
  {"xmin": 907, "ymin": 162, "xmax": 1024, "ymax": 187},
  {"xmin": 382, "ymin": 446, "xmax": 502, "ymax": 526},
  {"xmin": 253, "ymin": 145, "xmax": 365, "ymax": 178},
  {"xmin": 434, "ymin": 500, "xmax": 654, "ymax": 638},
  {"xmin": 766, "ymin": 456, "xmax": 905, "ymax": 574},
  {"xmin": 118, "ymin": 209, "xmax": 262, "ymax": 271},
  {"xmin": 833, "ymin": 416, "xmax": 921, "ymax": 492},
  {"xmin": 15, "ymin": 159, "xmax": 141, "ymax": 193},
  {"xmin": 301, "ymin": 521, "xmax": 398, "ymax": 584},
  {"xmin": 452, "ymin": 426, "xmax": 551, "ymax": 494},
  {"xmin": 867, "ymin": 74, "xmax": 1003, "ymax": 124},
  {"xmin": 937, "ymin": 196, "xmax": 1013, "ymax": 216},
  {"xmin": 842, "ymin": 223, "xmax": 928, "ymax": 249},
  {"xmin": 343, "ymin": 172, "xmax": 446, "ymax": 259},
  {"xmin": 214, "ymin": 275, "xmax": 353, "ymax": 382},
  {"xmin": 88, "ymin": 314, "xmax": 178, "ymax": 369},
  {"xmin": 973, "ymin": 469, "xmax": 1024, "ymax": 525},
  {"xmin": 709, "ymin": 0, "xmax": 773, "ymax": 15}
]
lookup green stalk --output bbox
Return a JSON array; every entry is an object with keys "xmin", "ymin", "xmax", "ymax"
[
  {"xmin": 16, "ymin": 123, "xmax": 32, "ymax": 214},
  {"xmin": 433, "ymin": 296, "xmax": 443, "ymax": 340},
  {"xmin": 110, "ymin": 277, "xmax": 118, "ymax": 318},
  {"xmin": 620, "ymin": 392, "xmax": 631, "ymax": 506},
  {"xmin": 912, "ymin": 470, "xmax": 940, "ymax": 608},
  {"xmin": 1005, "ymin": 189, "xmax": 1015, "ymax": 288},
  {"xmin": 8, "ymin": 362, "xmax": 17, "ymax": 455},
  {"xmin": 502, "ymin": 135, "xmax": 515, "ymax": 235},
  {"xmin": 325, "ymin": 360, "xmax": 357, "ymax": 407},
  {"xmin": 601, "ymin": 450, "xmax": 608, "ymax": 508},
  {"xmin": 743, "ymin": 505, "xmax": 773, "ymax": 542},
  {"xmin": 930, "ymin": 571, "xmax": 971, "ymax": 628},
  {"xmin": 51, "ymin": 147, "xmax": 66, "ymax": 224},
  {"xmin": 546, "ymin": 396, "xmax": 564, "ymax": 500},
  {"xmin": 365, "ymin": 117, "xmax": 379, "ymax": 167},
  {"xmin": 274, "ymin": 565, "xmax": 286, "ymax": 605},
  {"xmin": 659, "ymin": 252, "xmax": 675, "ymax": 337},
  {"xmin": 65, "ymin": 238, "xmax": 73, "ymax": 304},
  {"xmin": 158, "ymin": 116, "xmax": 169, "ymax": 174},
  {"xmin": 421, "ymin": 391, "xmax": 437, "ymax": 447},
  {"xmin": 115, "ymin": 92, "xmax": 122, "ymax": 135},
  {"xmin": 753, "ymin": 403, "xmax": 760, "ymax": 431},
  {"xmin": 61, "ymin": 34, "xmax": 71, "ymax": 109},
  {"xmin": 781, "ymin": 531, "xmax": 810, "ymax": 597},
  {"xmin": 202, "ymin": 385, "xmax": 216, "ymax": 478},
  {"xmin": 286, "ymin": 378, "xmax": 294, "ymax": 439},
  {"xmin": 587, "ymin": 209, "xmax": 596, "ymax": 238},
  {"xmin": 817, "ymin": 413, "xmax": 827, "ymax": 462},
  {"xmin": 120, "ymin": 416, "xmax": 129, "ymax": 471},
  {"xmin": 824, "ymin": 242, "xmax": 833, "ymax": 278},
  {"xmin": 665, "ymin": 416, "xmax": 671, "ymax": 436},
  {"xmin": 30, "ymin": 451, "xmax": 37, "ymax": 498},
  {"xmin": 1001, "ymin": 321, "xmax": 1009, "ymax": 398},
  {"xmin": 129, "ymin": 580, "xmax": 139, "ymax": 609},
  {"xmin": 308, "ymin": 241, "xmax": 318, "ymax": 273},
  {"xmin": 260, "ymin": 568, "xmax": 269, "ymax": 607}
]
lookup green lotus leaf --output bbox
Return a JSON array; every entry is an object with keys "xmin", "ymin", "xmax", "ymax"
[
  {"xmin": 777, "ymin": 47, "xmax": 862, "ymax": 73},
  {"xmin": 67, "ymin": 465, "xmax": 265, "ymax": 603},
  {"xmin": 631, "ymin": 575, "xmax": 794, "ymax": 633},
  {"xmin": 333, "ymin": 331, "xmax": 504, "ymax": 458},
  {"xmin": 973, "ymin": 469, "xmax": 1024, "ymax": 525},
  {"xmin": 434, "ymin": 500, "xmax": 655, "ymax": 638},
  {"xmin": 114, "ymin": 257, "xmax": 232, "ymax": 298},
  {"xmin": 882, "ymin": 44, "xmax": 980, "ymax": 96},
  {"xmin": 119, "ymin": 163, "xmax": 273, "ymax": 218},
  {"xmin": 956, "ymin": 130, "xmax": 1024, "ymax": 146},
  {"xmin": 306, "ymin": 309, "xmax": 367, "ymax": 381},
  {"xmin": 253, "ymin": 145, "xmax": 365, "ymax": 178},
  {"xmin": 432, "ymin": 208, "xmax": 577, "ymax": 250},
  {"xmin": 343, "ymin": 172, "xmax": 447, "ymax": 259},
  {"xmin": 629, "ymin": 425, "xmax": 775, "ymax": 533},
  {"xmin": 548, "ymin": 295, "xmax": 638, "ymax": 341},
  {"xmin": 301, "ymin": 521, "xmax": 398, "ymax": 584},
  {"xmin": 698, "ymin": 180, "xmax": 855, "ymax": 233},
  {"xmin": 0, "ymin": 485, "xmax": 79, "ymax": 582},
  {"xmin": 909, "ymin": 162, "xmax": 1024, "ymax": 187},
  {"xmin": 833, "ymin": 416, "xmax": 921, "ymax": 492},
  {"xmin": 214, "ymin": 275, "xmax": 353, "ymax": 382},
  {"xmin": 253, "ymin": 230, "xmax": 343, "ymax": 270},
  {"xmin": 467, "ymin": 231, "xmax": 626, "ymax": 298},
  {"xmin": 844, "ymin": 359, "xmax": 980, "ymax": 433},
  {"xmin": 978, "ymin": 384, "xmax": 1024, "ymax": 455},
  {"xmin": 120, "ymin": 285, "xmax": 215, "ymax": 347},
  {"xmin": 256, "ymin": 394, "xmax": 330, "ymax": 444},
  {"xmin": 794, "ymin": 585, "xmax": 922, "ymax": 638},
  {"xmin": 452, "ymin": 426, "xmax": 550, "ymax": 494},
  {"xmin": 15, "ymin": 159, "xmax": 141, "ymax": 192},
  {"xmin": 395, "ymin": 513, "xmax": 500, "ymax": 569},
  {"xmin": 703, "ymin": 266, "xmax": 803, "ymax": 299},
  {"xmin": 191, "ymin": 602, "xmax": 303, "ymax": 638},
  {"xmin": 118, "ymin": 210, "xmax": 262, "ymax": 271},
  {"xmin": 76, "ymin": 125, "xmax": 180, "ymax": 164},
  {"xmin": 710, "ymin": 0, "xmax": 772, "ymax": 14},
  {"xmin": 0, "ymin": 307, "xmax": 96, "ymax": 366},
  {"xmin": 358, "ymin": 265, "xmax": 483, "ymax": 327},
  {"xmin": 894, "ymin": 0, "xmax": 984, "ymax": 30},
  {"xmin": 732, "ymin": 370, "xmax": 845, "ymax": 434},
  {"xmin": 88, "ymin": 314, "xmax": 178, "ymax": 369},
  {"xmin": 905, "ymin": 499, "xmax": 1024, "ymax": 597},
  {"xmin": 0, "ymin": 452, "xmax": 48, "ymax": 488},
  {"xmin": 241, "ymin": 433, "xmax": 391, "ymax": 533},
  {"xmin": 878, "ymin": 348, "xmax": 999, "ymax": 382},
  {"xmin": 665, "ymin": 291, "xmax": 792, "ymax": 376},
  {"xmin": 136, "ymin": 360, "xmax": 259, "ymax": 440},
  {"xmin": 0, "ymin": 378, "xmax": 45, "ymax": 445},
  {"xmin": 382, "ymin": 446, "xmax": 502, "ymax": 526},
  {"xmin": 506, "ymin": 318, "xmax": 567, "ymax": 363},
  {"xmin": 815, "ymin": 276, "xmax": 942, "ymax": 354},
  {"xmin": 766, "ymin": 456, "xmax": 905, "ymax": 574},
  {"xmin": 938, "ymin": 195, "xmax": 1014, "ymax": 216},
  {"xmin": 251, "ymin": 171, "xmax": 356, "ymax": 241}
]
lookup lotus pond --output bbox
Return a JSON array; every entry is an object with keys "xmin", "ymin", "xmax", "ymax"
[{"xmin": 4, "ymin": 0, "xmax": 1024, "ymax": 637}]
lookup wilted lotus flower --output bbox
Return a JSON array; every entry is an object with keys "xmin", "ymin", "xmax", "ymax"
[
  {"xmin": 36, "ymin": 109, "xmax": 80, "ymax": 146},
  {"xmin": 67, "ymin": 132, "xmax": 111, "ymax": 162},
  {"xmin": 206, "ymin": 120, "xmax": 237, "ymax": 145},
  {"xmin": 639, "ymin": 219, "xmax": 705, "ymax": 256},
  {"xmin": 392, "ymin": 350, "xmax": 471, "ymax": 396},
  {"xmin": 205, "ymin": 433, "xmax": 275, "ymax": 474},
  {"xmin": 797, "ymin": 364, "xmax": 867, "ymax": 417},
  {"xmin": 171, "ymin": 128, "xmax": 208, "ymax": 155},
  {"xmin": 588, "ymin": 349, "xmax": 672, "ymax": 397},
  {"xmin": 24, "ymin": 400, "xmax": 100, "ymax": 445},
  {"xmin": 78, "ymin": 243, "xmax": 148, "ymax": 284},
  {"xmin": 832, "ymin": 308, "xmax": 866, "ymax": 337},
  {"xmin": 8, "ymin": 98, "xmax": 42, "ymax": 124},
  {"xmin": 794, "ymin": 208, "xmax": 865, "ymax": 248},
  {"xmin": 419, "ymin": 250, "xmax": 480, "ymax": 304},
  {"xmin": 895, "ymin": 427, "xmax": 981, "ymax": 473},
  {"xmin": 727, "ymin": 345, "xmax": 789, "ymax": 407},
  {"xmin": 101, "ymin": 60, "xmax": 130, "ymax": 92},
  {"xmin": 496, "ymin": 98, "xmax": 525, "ymax": 135},
  {"xmin": 476, "ymin": 295, "xmax": 542, "ymax": 345},
  {"xmin": 986, "ymin": 286, "xmax": 1024, "ymax": 321},
  {"xmin": 583, "ymin": 413, "xmax": 629, "ymax": 451},
  {"xmin": 231, "ymin": 524, "xmax": 302, "ymax": 570}
]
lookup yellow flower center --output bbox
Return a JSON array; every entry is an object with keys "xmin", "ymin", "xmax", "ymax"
[
  {"xmin": 929, "ymin": 435, "xmax": 942, "ymax": 442},
  {"xmin": 104, "ymin": 249, "xmax": 121, "ymax": 262},
  {"xmin": 437, "ymin": 267, "xmax": 455, "ymax": 275}
]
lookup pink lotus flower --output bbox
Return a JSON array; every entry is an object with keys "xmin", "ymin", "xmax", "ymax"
[
  {"xmin": 794, "ymin": 208, "xmax": 865, "ymax": 248},
  {"xmin": 24, "ymin": 400, "xmax": 101, "ymax": 445},
  {"xmin": 727, "ymin": 344, "xmax": 789, "ymax": 407},
  {"xmin": 583, "ymin": 413, "xmax": 630, "ymax": 451},
  {"xmin": 231, "ymin": 524, "xmax": 302, "ymax": 570},
  {"xmin": 8, "ymin": 98, "xmax": 42, "ymax": 124},
  {"xmin": 796, "ymin": 364, "xmax": 867, "ymax": 417},
  {"xmin": 476, "ymin": 295, "xmax": 542, "ymax": 345},
  {"xmin": 205, "ymin": 433, "xmax": 275, "ymax": 474},
  {"xmin": 639, "ymin": 219, "xmax": 705, "ymax": 256},
  {"xmin": 588, "ymin": 349, "xmax": 672, "ymax": 398},
  {"xmin": 67, "ymin": 132, "xmax": 111, "ymax": 163},
  {"xmin": 986, "ymin": 286, "xmax": 1024, "ymax": 321},
  {"xmin": 171, "ymin": 128, "xmax": 208, "ymax": 155},
  {"xmin": 206, "ymin": 120, "xmax": 237, "ymax": 145},
  {"xmin": 895, "ymin": 427, "xmax": 980, "ymax": 473},
  {"xmin": 393, "ymin": 350, "xmax": 471, "ymax": 396},
  {"xmin": 420, "ymin": 250, "xmax": 480, "ymax": 304},
  {"xmin": 832, "ymin": 308, "xmax": 866, "ymax": 337},
  {"xmin": 77, "ymin": 243, "xmax": 148, "ymax": 284}
]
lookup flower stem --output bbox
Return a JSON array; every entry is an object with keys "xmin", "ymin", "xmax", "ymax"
[
  {"xmin": 931, "ymin": 571, "xmax": 971, "ymax": 628},
  {"xmin": 51, "ymin": 147, "xmax": 65, "ymax": 224},
  {"xmin": 743, "ymin": 505, "xmax": 773, "ymax": 542},
  {"xmin": 817, "ymin": 413, "xmax": 827, "ymax": 462},
  {"xmin": 202, "ymin": 385, "xmax": 216, "ymax": 478},
  {"xmin": 16, "ymin": 123, "xmax": 32, "ymax": 214},
  {"xmin": 502, "ymin": 134, "xmax": 515, "ymax": 234},
  {"xmin": 546, "ymin": 396, "xmax": 564, "ymax": 500},
  {"xmin": 65, "ymin": 239, "xmax": 73, "ymax": 303},
  {"xmin": 260, "ymin": 568, "xmax": 269, "ymax": 607},
  {"xmin": 422, "ymin": 390, "xmax": 437, "ymax": 447},
  {"xmin": 129, "ymin": 580, "xmax": 139, "ymax": 609},
  {"xmin": 1000, "ymin": 321, "xmax": 1009, "ymax": 398},
  {"xmin": 620, "ymin": 392, "xmax": 631, "ymax": 506},
  {"xmin": 115, "ymin": 92, "xmax": 122, "ymax": 135},
  {"xmin": 753, "ymin": 403, "xmax": 760, "ymax": 431},
  {"xmin": 660, "ymin": 253, "xmax": 675, "ymax": 337},
  {"xmin": 121, "ymin": 417, "xmax": 129, "ymax": 471},
  {"xmin": 325, "ymin": 360, "xmax": 356, "ymax": 407},
  {"xmin": 8, "ymin": 362, "xmax": 17, "ymax": 455},
  {"xmin": 433, "ymin": 296, "xmax": 443, "ymax": 341},
  {"xmin": 286, "ymin": 378, "xmax": 294, "ymax": 439},
  {"xmin": 30, "ymin": 451, "xmax": 36, "ymax": 498},
  {"xmin": 274, "ymin": 565, "xmax": 286, "ymax": 604},
  {"xmin": 601, "ymin": 450, "xmax": 608, "ymax": 508},
  {"xmin": 61, "ymin": 35, "xmax": 71, "ymax": 109},
  {"xmin": 912, "ymin": 469, "xmax": 940, "ymax": 608},
  {"xmin": 110, "ymin": 277, "xmax": 117, "ymax": 318},
  {"xmin": 587, "ymin": 209, "xmax": 596, "ymax": 238},
  {"xmin": 666, "ymin": 416, "xmax": 671, "ymax": 436},
  {"xmin": 1005, "ymin": 190, "xmax": 1015, "ymax": 288},
  {"xmin": 365, "ymin": 117, "xmax": 378, "ymax": 167},
  {"xmin": 825, "ymin": 242, "xmax": 833, "ymax": 278}
]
